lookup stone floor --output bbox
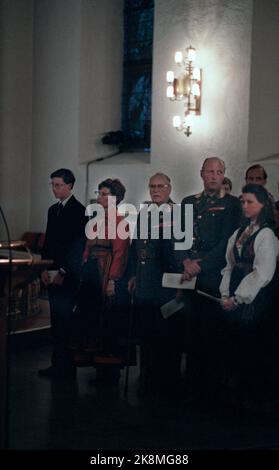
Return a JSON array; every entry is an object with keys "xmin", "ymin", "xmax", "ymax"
[{"xmin": 7, "ymin": 344, "xmax": 279, "ymax": 451}]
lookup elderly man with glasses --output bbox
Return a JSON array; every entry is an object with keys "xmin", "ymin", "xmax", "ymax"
[{"xmin": 128, "ymin": 173, "xmax": 182, "ymax": 397}]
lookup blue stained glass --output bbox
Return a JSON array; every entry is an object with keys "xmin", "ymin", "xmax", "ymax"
[
  {"xmin": 122, "ymin": 0, "xmax": 154, "ymax": 150},
  {"xmin": 129, "ymin": 76, "xmax": 151, "ymax": 132},
  {"xmin": 125, "ymin": 0, "xmax": 154, "ymax": 9},
  {"xmin": 125, "ymin": 10, "xmax": 154, "ymax": 61}
]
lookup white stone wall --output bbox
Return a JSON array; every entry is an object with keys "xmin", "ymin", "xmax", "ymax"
[
  {"xmin": 247, "ymin": 0, "xmax": 279, "ymax": 194},
  {"xmin": 1, "ymin": 0, "xmax": 279, "ymax": 238},
  {"xmin": 30, "ymin": 0, "xmax": 124, "ymax": 231},
  {"xmin": 151, "ymin": 0, "xmax": 253, "ymax": 201},
  {"xmin": 87, "ymin": 0, "xmax": 254, "ymax": 207},
  {"xmin": 248, "ymin": 0, "xmax": 279, "ymax": 162},
  {"xmin": 0, "ymin": 0, "xmax": 33, "ymax": 239},
  {"xmin": 79, "ymin": 0, "xmax": 124, "ymax": 164},
  {"xmin": 30, "ymin": 0, "xmax": 83, "ymax": 232}
]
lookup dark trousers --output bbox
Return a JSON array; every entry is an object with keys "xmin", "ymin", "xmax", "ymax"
[
  {"xmin": 184, "ymin": 293, "xmax": 279, "ymax": 404},
  {"xmin": 73, "ymin": 259, "xmax": 131, "ymax": 356},
  {"xmin": 181, "ymin": 292, "xmax": 229, "ymax": 398},
  {"xmin": 138, "ymin": 304, "xmax": 183, "ymax": 389},
  {"xmin": 48, "ymin": 282, "xmax": 77, "ymax": 370}
]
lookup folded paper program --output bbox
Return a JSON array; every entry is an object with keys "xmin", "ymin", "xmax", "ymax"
[
  {"xmin": 162, "ymin": 273, "xmax": 197, "ymax": 290},
  {"xmin": 160, "ymin": 298, "xmax": 184, "ymax": 319}
]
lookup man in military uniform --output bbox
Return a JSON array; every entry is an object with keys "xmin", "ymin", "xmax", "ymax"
[
  {"xmin": 179, "ymin": 157, "xmax": 241, "ymax": 401},
  {"xmin": 180, "ymin": 157, "xmax": 241, "ymax": 294},
  {"xmin": 128, "ymin": 173, "xmax": 181, "ymax": 395}
]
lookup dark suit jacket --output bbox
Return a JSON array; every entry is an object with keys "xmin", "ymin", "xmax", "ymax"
[{"xmin": 42, "ymin": 195, "xmax": 87, "ymax": 285}]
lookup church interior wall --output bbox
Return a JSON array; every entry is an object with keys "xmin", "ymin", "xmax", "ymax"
[{"xmin": 0, "ymin": 0, "xmax": 278, "ymax": 239}]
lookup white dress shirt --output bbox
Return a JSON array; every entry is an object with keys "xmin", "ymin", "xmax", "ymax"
[{"xmin": 60, "ymin": 193, "xmax": 73, "ymax": 207}]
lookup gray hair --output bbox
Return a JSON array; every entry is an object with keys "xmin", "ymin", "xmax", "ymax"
[
  {"xmin": 201, "ymin": 157, "xmax": 226, "ymax": 173},
  {"xmin": 149, "ymin": 172, "xmax": 171, "ymax": 184}
]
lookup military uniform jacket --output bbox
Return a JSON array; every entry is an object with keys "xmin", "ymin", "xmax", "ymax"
[
  {"xmin": 180, "ymin": 191, "xmax": 241, "ymax": 294},
  {"xmin": 129, "ymin": 200, "xmax": 178, "ymax": 307}
]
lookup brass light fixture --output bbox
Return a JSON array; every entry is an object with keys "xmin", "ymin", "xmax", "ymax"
[{"xmin": 166, "ymin": 46, "xmax": 202, "ymax": 136}]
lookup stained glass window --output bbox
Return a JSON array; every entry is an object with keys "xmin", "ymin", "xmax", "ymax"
[{"xmin": 121, "ymin": 0, "xmax": 154, "ymax": 151}]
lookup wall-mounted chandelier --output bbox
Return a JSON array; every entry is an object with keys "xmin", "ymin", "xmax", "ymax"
[{"xmin": 166, "ymin": 46, "xmax": 202, "ymax": 137}]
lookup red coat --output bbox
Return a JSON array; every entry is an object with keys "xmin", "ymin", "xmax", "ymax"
[{"xmin": 83, "ymin": 213, "xmax": 129, "ymax": 294}]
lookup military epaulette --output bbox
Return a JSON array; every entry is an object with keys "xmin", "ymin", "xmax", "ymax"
[{"xmin": 195, "ymin": 192, "xmax": 203, "ymax": 199}]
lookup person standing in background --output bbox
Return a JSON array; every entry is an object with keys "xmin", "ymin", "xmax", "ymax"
[
  {"xmin": 39, "ymin": 168, "xmax": 87, "ymax": 379},
  {"xmin": 128, "ymin": 173, "xmax": 182, "ymax": 396},
  {"xmin": 222, "ymin": 176, "xmax": 232, "ymax": 194}
]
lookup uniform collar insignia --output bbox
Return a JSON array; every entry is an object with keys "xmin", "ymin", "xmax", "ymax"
[{"xmin": 202, "ymin": 189, "xmax": 226, "ymax": 200}]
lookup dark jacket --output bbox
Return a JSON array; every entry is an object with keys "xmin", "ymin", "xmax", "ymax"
[{"xmin": 42, "ymin": 195, "xmax": 87, "ymax": 284}]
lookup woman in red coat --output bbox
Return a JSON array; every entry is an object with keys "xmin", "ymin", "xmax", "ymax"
[{"xmin": 73, "ymin": 178, "xmax": 130, "ymax": 385}]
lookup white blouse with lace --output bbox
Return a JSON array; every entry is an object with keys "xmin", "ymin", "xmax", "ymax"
[{"xmin": 219, "ymin": 227, "xmax": 279, "ymax": 304}]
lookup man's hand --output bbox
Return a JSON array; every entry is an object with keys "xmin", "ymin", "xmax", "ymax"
[
  {"xmin": 41, "ymin": 270, "xmax": 50, "ymax": 286},
  {"xmin": 128, "ymin": 276, "xmax": 136, "ymax": 294},
  {"xmin": 106, "ymin": 280, "xmax": 115, "ymax": 297},
  {"xmin": 52, "ymin": 272, "xmax": 65, "ymax": 286},
  {"xmin": 180, "ymin": 272, "xmax": 194, "ymax": 282},
  {"xmin": 182, "ymin": 258, "xmax": 201, "ymax": 280}
]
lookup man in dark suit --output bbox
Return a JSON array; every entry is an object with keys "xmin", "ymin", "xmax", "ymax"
[{"xmin": 39, "ymin": 168, "xmax": 86, "ymax": 379}]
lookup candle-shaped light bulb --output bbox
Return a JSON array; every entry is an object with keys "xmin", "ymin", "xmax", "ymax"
[
  {"xmin": 166, "ymin": 85, "xmax": 174, "ymax": 98},
  {"xmin": 192, "ymin": 83, "xmax": 200, "ymax": 96},
  {"xmin": 173, "ymin": 115, "xmax": 181, "ymax": 128},
  {"xmin": 174, "ymin": 51, "xmax": 183, "ymax": 64},
  {"xmin": 166, "ymin": 70, "xmax": 174, "ymax": 82},
  {"xmin": 187, "ymin": 46, "xmax": 196, "ymax": 61},
  {"xmin": 193, "ymin": 67, "xmax": 201, "ymax": 80}
]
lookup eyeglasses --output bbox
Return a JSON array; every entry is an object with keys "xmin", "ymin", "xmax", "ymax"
[
  {"xmin": 149, "ymin": 184, "xmax": 170, "ymax": 191},
  {"xmin": 49, "ymin": 183, "xmax": 67, "ymax": 189},
  {"xmin": 94, "ymin": 190, "xmax": 111, "ymax": 197}
]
